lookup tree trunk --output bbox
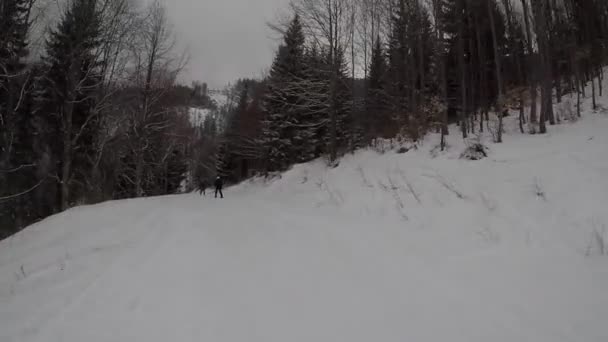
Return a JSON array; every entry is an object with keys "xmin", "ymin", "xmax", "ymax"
[
  {"xmin": 592, "ymin": 73, "xmax": 597, "ymax": 110},
  {"xmin": 432, "ymin": 0, "xmax": 449, "ymax": 150},
  {"xmin": 329, "ymin": 72, "xmax": 338, "ymax": 163},
  {"xmin": 556, "ymin": 76, "xmax": 562, "ymax": 103},
  {"xmin": 519, "ymin": 97, "xmax": 525, "ymax": 133},
  {"xmin": 533, "ymin": 0, "xmax": 550, "ymax": 133},
  {"xmin": 475, "ymin": 14, "xmax": 485, "ymax": 134},
  {"xmin": 503, "ymin": 0, "xmax": 525, "ymax": 134},
  {"xmin": 521, "ymin": 0, "xmax": 538, "ymax": 128},
  {"xmin": 547, "ymin": 78, "xmax": 556, "ymax": 125},
  {"xmin": 458, "ymin": 0, "xmax": 467, "ymax": 139},
  {"xmin": 351, "ymin": 2, "xmax": 357, "ymax": 151},
  {"xmin": 135, "ymin": 147, "xmax": 144, "ymax": 197},
  {"xmin": 598, "ymin": 67, "xmax": 603, "ymax": 98},
  {"xmin": 577, "ymin": 81, "xmax": 581, "ymax": 117},
  {"xmin": 60, "ymin": 59, "xmax": 82, "ymax": 211},
  {"xmin": 61, "ymin": 120, "xmax": 73, "ymax": 211},
  {"xmin": 488, "ymin": 0, "xmax": 503, "ymax": 143},
  {"xmin": 539, "ymin": 87, "xmax": 547, "ymax": 133},
  {"xmin": 467, "ymin": 23, "xmax": 476, "ymax": 137},
  {"xmin": 582, "ymin": 74, "xmax": 587, "ymax": 98}
]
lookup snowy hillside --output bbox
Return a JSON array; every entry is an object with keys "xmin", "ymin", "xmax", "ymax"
[
  {"xmin": 189, "ymin": 107, "xmax": 211, "ymax": 127},
  {"xmin": 209, "ymin": 89, "xmax": 228, "ymax": 108},
  {"xmin": 2, "ymin": 95, "xmax": 608, "ymax": 342}
]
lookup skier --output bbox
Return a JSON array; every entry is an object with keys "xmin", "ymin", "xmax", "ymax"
[
  {"xmin": 198, "ymin": 178, "xmax": 207, "ymax": 196},
  {"xmin": 214, "ymin": 176, "xmax": 224, "ymax": 198}
]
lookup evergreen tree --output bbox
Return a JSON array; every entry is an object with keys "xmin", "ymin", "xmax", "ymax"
[
  {"xmin": 35, "ymin": 0, "xmax": 103, "ymax": 210},
  {"xmin": 0, "ymin": 0, "xmax": 31, "ymax": 169},
  {"xmin": 0, "ymin": 0, "xmax": 29, "ymax": 118},
  {"xmin": 260, "ymin": 14, "xmax": 307, "ymax": 171},
  {"xmin": 0, "ymin": 0, "xmax": 36, "ymax": 239},
  {"xmin": 328, "ymin": 47, "xmax": 352, "ymax": 152},
  {"xmin": 216, "ymin": 84, "xmax": 249, "ymax": 181},
  {"xmin": 387, "ymin": 0, "xmax": 436, "ymax": 138},
  {"xmin": 440, "ymin": 0, "xmax": 508, "ymax": 125},
  {"xmin": 202, "ymin": 113, "xmax": 217, "ymax": 138},
  {"xmin": 366, "ymin": 38, "xmax": 391, "ymax": 138},
  {"xmin": 299, "ymin": 45, "xmax": 330, "ymax": 159},
  {"xmin": 387, "ymin": 0, "xmax": 409, "ymax": 115}
]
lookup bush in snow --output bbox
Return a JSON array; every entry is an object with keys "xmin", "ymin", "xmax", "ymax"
[
  {"xmin": 460, "ymin": 137, "xmax": 488, "ymax": 160},
  {"xmin": 430, "ymin": 142, "xmax": 450, "ymax": 158},
  {"xmin": 397, "ymin": 147, "xmax": 410, "ymax": 154},
  {"xmin": 370, "ymin": 138, "xmax": 414, "ymax": 155},
  {"xmin": 557, "ymin": 99, "xmax": 577, "ymax": 123}
]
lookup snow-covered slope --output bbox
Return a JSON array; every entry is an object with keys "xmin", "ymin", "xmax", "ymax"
[
  {"xmin": 209, "ymin": 89, "xmax": 228, "ymax": 108},
  {"xmin": 2, "ymin": 97, "xmax": 608, "ymax": 342},
  {"xmin": 189, "ymin": 107, "xmax": 211, "ymax": 127}
]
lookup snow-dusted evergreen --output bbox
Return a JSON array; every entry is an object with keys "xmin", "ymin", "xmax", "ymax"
[
  {"xmin": 260, "ymin": 14, "xmax": 308, "ymax": 171},
  {"xmin": 260, "ymin": 13, "xmax": 354, "ymax": 171},
  {"xmin": 365, "ymin": 38, "xmax": 390, "ymax": 139}
]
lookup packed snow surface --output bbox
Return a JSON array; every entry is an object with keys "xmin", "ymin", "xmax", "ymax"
[{"xmin": 2, "ymin": 99, "xmax": 608, "ymax": 341}]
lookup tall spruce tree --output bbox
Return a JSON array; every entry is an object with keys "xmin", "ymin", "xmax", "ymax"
[
  {"xmin": 0, "ymin": 0, "xmax": 30, "ymax": 170},
  {"xmin": 440, "ymin": 0, "xmax": 508, "ymax": 134},
  {"xmin": 0, "ymin": 0, "xmax": 29, "ymax": 127},
  {"xmin": 260, "ymin": 14, "xmax": 307, "ymax": 171},
  {"xmin": 327, "ymin": 47, "xmax": 352, "ymax": 153},
  {"xmin": 366, "ymin": 38, "xmax": 391, "ymax": 139},
  {"xmin": 35, "ymin": 0, "xmax": 103, "ymax": 210},
  {"xmin": 301, "ymin": 44, "xmax": 331, "ymax": 158},
  {"xmin": 387, "ymin": 0, "xmax": 436, "ymax": 139},
  {"xmin": 216, "ymin": 83, "xmax": 249, "ymax": 181},
  {"xmin": 0, "ymin": 0, "xmax": 36, "ymax": 239}
]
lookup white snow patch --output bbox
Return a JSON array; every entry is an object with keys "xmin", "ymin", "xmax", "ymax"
[
  {"xmin": 209, "ymin": 90, "xmax": 228, "ymax": 108},
  {"xmin": 189, "ymin": 107, "xmax": 211, "ymax": 127}
]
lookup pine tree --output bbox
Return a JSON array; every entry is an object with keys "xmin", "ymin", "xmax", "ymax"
[
  {"xmin": 35, "ymin": 0, "xmax": 103, "ymax": 210},
  {"xmin": 387, "ymin": 0, "xmax": 409, "ymax": 117},
  {"xmin": 301, "ymin": 45, "xmax": 331, "ymax": 158},
  {"xmin": 0, "ymin": 0, "xmax": 29, "ymax": 113},
  {"xmin": 260, "ymin": 14, "xmax": 307, "ymax": 171},
  {"xmin": 366, "ymin": 38, "xmax": 391, "ymax": 138},
  {"xmin": 0, "ymin": 0, "xmax": 36, "ymax": 239},
  {"xmin": 387, "ymin": 0, "xmax": 436, "ymax": 139},
  {"xmin": 328, "ymin": 47, "xmax": 352, "ymax": 152},
  {"xmin": 0, "ymin": 0, "xmax": 30, "ymax": 167},
  {"xmin": 216, "ymin": 84, "xmax": 249, "ymax": 181},
  {"xmin": 439, "ymin": 0, "xmax": 508, "ymax": 135}
]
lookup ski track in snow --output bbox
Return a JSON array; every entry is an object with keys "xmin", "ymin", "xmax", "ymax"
[{"xmin": 2, "ymin": 94, "xmax": 608, "ymax": 341}]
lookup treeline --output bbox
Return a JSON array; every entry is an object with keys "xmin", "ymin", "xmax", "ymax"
[
  {"xmin": 214, "ymin": 0, "xmax": 608, "ymax": 180},
  {"xmin": 0, "ymin": 0, "xmax": 204, "ymax": 238}
]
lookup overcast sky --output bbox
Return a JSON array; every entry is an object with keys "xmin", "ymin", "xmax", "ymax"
[{"xmin": 166, "ymin": 0, "xmax": 291, "ymax": 88}]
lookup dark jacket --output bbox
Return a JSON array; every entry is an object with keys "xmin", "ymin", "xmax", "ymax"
[{"xmin": 214, "ymin": 178, "xmax": 223, "ymax": 189}]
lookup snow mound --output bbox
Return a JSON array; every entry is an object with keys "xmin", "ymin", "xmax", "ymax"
[{"xmin": 2, "ymin": 95, "xmax": 608, "ymax": 342}]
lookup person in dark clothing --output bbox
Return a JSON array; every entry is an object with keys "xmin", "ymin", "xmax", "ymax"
[
  {"xmin": 198, "ymin": 179, "xmax": 207, "ymax": 196},
  {"xmin": 214, "ymin": 176, "xmax": 224, "ymax": 198}
]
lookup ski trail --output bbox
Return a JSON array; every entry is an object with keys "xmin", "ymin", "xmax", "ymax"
[{"xmin": 28, "ymin": 208, "xmax": 175, "ymax": 342}]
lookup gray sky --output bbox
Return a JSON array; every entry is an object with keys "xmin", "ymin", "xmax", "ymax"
[{"xmin": 166, "ymin": 0, "xmax": 290, "ymax": 88}]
